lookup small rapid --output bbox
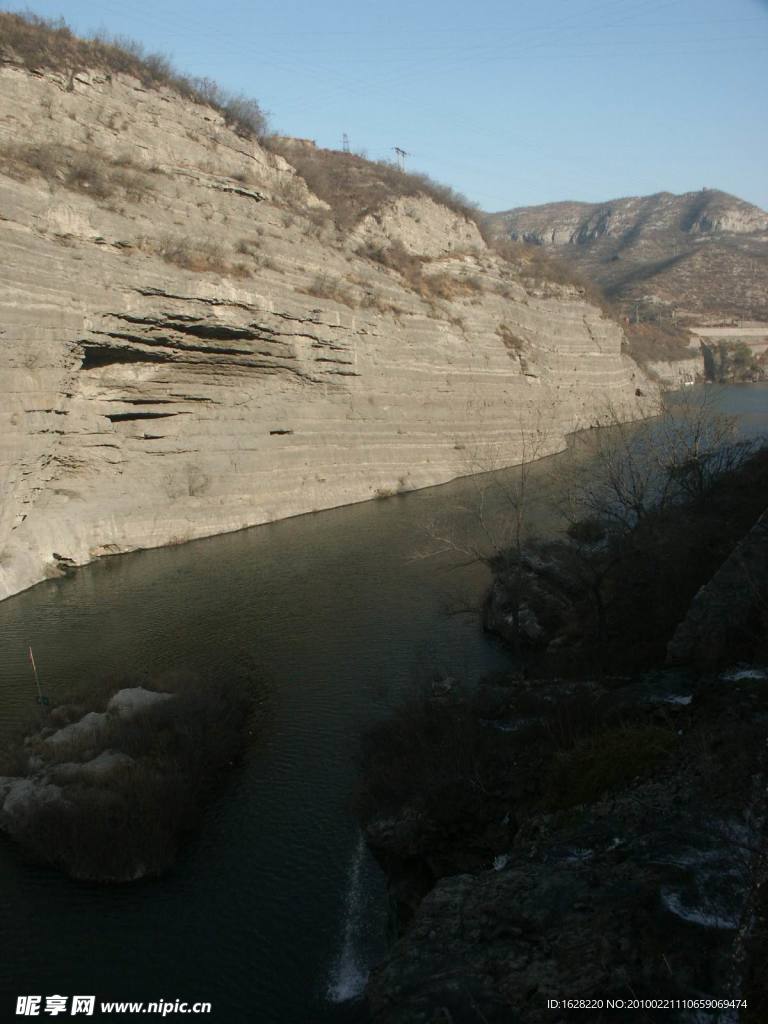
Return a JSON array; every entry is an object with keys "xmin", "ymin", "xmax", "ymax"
[{"xmin": 327, "ymin": 833, "xmax": 370, "ymax": 1003}]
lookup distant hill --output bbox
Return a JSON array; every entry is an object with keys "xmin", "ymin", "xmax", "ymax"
[{"xmin": 487, "ymin": 190, "xmax": 768, "ymax": 324}]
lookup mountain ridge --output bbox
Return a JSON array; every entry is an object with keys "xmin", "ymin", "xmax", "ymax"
[{"xmin": 487, "ymin": 189, "xmax": 768, "ymax": 323}]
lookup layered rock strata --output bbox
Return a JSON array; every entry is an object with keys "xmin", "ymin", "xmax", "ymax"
[{"xmin": 0, "ymin": 61, "xmax": 650, "ymax": 601}]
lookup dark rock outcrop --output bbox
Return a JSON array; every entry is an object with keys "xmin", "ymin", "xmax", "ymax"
[{"xmin": 363, "ymin": 669, "xmax": 768, "ymax": 1022}]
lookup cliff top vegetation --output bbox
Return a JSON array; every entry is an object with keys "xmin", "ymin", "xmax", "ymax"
[
  {"xmin": 0, "ymin": 10, "xmax": 267, "ymax": 137},
  {"xmin": 0, "ymin": 11, "xmax": 626, "ymax": 306},
  {"xmin": 263, "ymin": 136, "xmax": 483, "ymax": 233}
]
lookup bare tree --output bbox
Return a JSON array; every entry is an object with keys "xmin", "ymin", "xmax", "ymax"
[
  {"xmin": 562, "ymin": 387, "xmax": 754, "ymax": 533},
  {"xmin": 418, "ymin": 388, "xmax": 761, "ymax": 654}
]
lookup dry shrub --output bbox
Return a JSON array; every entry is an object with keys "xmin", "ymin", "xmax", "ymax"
[
  {"xmin": 303, "ymin": 273, "xmax": 357, "ymax": 308},
  {"xmin": 491, "ymin": 238, "xmax": 612, "ymax": 310},
  {"xmin": 266, "ymin": 138, "xmax": 614, "ymax": 303},
  {"xmin": 356, "ymin": 693, "xmax": 499, "ymax": 821},
  {"xmin": 302, "ymin": 272, "xmax": 402, "ymax": 315},
  {"xmin": 138, "ymin": 234, "xmax": 249, "ymax": 277},
  {"xmin": 345, "ymin": 275, "xmax": 405, "ymax": 315},
  {"xmin": 235, "ymin": 237, "xmax": 262, "ymax": 257},
  {"xmin": 357, "ymin": 680, "xmax": 676, "ymax": 839},
  {"xmin": 357, "ymin": 240, "xmax": 481, "ymax": 305},
  {"xmin": 421, "ymin": 271, "xmax": 483, "ymax": 301},
  {"xmin": 358, "ymin": 292, "xmax": 405, "ymax": 317},
  {"xmin": 0, "ymin": 142, "xmax": 155, "ymax": 203},
  {"xmin": 496, "ymin": 323, "xmax": 525, "ymax": 354},
  {"xmin": 358, "ymin": 239, "xmax": 425, "ymax": 287},
  {"xmin": 149, "ymin": 235, "xmax": 221, "ymax": 271},
  {"xmin": 263, "ymin": 137, "xmax": 481, "ymax": 233}
]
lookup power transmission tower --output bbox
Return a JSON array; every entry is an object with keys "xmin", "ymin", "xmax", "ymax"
[
  {"xmin": 393, "ymin": 146, "xmax": 409, "ymax": 171},
  {"xmin": 342, "ymin": 133, "xmax": 349, "ymax": 153}
]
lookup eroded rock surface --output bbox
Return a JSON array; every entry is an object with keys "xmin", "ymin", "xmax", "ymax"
[{"xmin": 0, "ymin": 61, "xmax": 651, "ymax": 601}]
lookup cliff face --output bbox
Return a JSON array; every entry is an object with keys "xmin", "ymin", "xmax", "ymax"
[
  {"xmin": 0, "ymin": 61, "xmax": 650, "ymax": 602},
  {"xmin": 487, "ymin": 190, "xmax": 768, "ymax": 322}
]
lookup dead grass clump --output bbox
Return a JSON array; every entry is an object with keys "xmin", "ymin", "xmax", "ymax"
[
  {"xmin": 492, "ymin": 238, "xmax": 613, "ymax": 311},
  {"xmin": 0, "ymin": 12, "xmax": 267, "ymax": 138},
  {"xmin": 358, "ymin": 241, "xmax": 480, "ymax": 307},
  {"xmin": 138, "ymin": 234, "xmax": 249, "ymax": 278},
  {"xmin": 303, "ymin": 273, "xmax": 357, "ymax": 307},
  {"xmin": 0, "ymin": 142, "xmax": 155, "ymax": 203},
  {"xmin": 496, "ymin": 323, "xmax": 525, "ymax": 354},
  {"xmin": 421, "ymin": 271, "xmax": 483, "ymax": 302}
]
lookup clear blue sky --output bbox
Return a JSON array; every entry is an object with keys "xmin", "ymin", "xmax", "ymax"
[{"xmin": 4, "ymin": 0, "xmax": 767, "ymax": 211}]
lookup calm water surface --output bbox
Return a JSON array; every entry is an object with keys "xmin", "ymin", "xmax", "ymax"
[{"xmin": 0, "ymin": 383, "xmax": 765, "ymax": 1022}]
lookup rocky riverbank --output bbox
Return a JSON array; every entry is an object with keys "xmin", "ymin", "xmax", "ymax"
[
  {"xmin": 359, "ymin": 445, "xmax": 768, "ymax": 1022},
  {"xmin": 361, "ymin": 666, "xmax": 768, "ymax": 1023}
]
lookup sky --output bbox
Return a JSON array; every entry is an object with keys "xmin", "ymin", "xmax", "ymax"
[{"xmin": 3, "ymin": 0, "xmax": 767, "ymax": 212}]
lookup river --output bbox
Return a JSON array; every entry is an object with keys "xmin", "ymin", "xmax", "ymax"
[{"xmin": 0, "ymin": 383, "xmax": 765, "ymax": 1023}]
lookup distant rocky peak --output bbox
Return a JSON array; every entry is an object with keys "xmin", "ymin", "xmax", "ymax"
[{"xmin": 491, "ymin": 189, "xmax": 768, "ymax": 250}]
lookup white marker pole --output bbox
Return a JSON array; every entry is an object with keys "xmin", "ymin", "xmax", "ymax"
[{"xmin": 28, "ymin": 645, "xmax": 45, "ymax": 705}]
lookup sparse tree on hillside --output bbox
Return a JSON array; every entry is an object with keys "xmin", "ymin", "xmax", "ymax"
[{"xmin": 419, "ymin": 389, "xmax": 758, "ymax": 653}]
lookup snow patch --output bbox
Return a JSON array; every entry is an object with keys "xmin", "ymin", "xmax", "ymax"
[
  {"xmin": 661, "ymin": 888, "xmax": 739, "ymax": 930},
  {"xmin": 721, "ymin": 666, "xmax": 767, "ymax": 682},
  {"xmin": 327, "ymin": 833, "xmax": 369, "ymax": 1003},
  {"xmin": 52, "ymin": 750, "xmax": 134, "ymax": 780},
  {"xmin": 1, "ymin": 778, "xmax": 64, "ymax": 819},
  {"xmin": 45, "ymin": 711, "xmax": 107, "ymax": 746},
  {"xmin": 107, "ymin": 687, "xmax": 173, "ymax": 717}
]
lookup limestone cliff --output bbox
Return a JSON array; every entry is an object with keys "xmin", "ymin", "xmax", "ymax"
[{"xmin": 0, "ymin": 58, "xmax": 650, "ymax": 602}]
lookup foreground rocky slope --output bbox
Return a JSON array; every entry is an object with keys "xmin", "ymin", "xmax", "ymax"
[
  {"xmin": 361, "ymin": 448, "xmax": 768, "ymax": 1022},
  {"xmin": 488, "ymin": 190, "xmax": 768, "ymax": 324},
  {"xmin": 364, "ymin": 668, "xmax": 767, "ymax": 1024},
  {"xmin": 0, "ymin": 35, "xmax": 651, "ymax": 602}
]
